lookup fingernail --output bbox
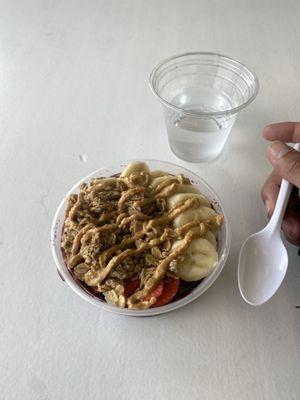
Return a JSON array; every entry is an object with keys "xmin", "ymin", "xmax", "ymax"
[
  {"xmin": 265, "ymin": 200, "xmax": 272, "ymax": 217},
  {"xmin": 264, "ymin": 125, "xmax": 272, "ymax": 133},
  {"xmin": 268, "ymin": 141, "xmax": 292, "ymax": 159}
]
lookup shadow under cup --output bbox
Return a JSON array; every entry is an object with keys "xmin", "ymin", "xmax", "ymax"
[{"xmin": 149, "ymin": 52, "xmax": 259, "ymax": 162}]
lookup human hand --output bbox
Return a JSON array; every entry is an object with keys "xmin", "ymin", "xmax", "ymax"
[{"xmin": 261, "ymin": 122, "xmax": 300, "ymax": 246}]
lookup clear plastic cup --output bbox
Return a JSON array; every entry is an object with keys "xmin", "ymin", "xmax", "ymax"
[
  {"xmin": 149, "ymin": 52, "xmax": 259, "ymax": 162},
  {"xmin": 51, "ymin": 160, "xmax": 231, "ymax": 317}
]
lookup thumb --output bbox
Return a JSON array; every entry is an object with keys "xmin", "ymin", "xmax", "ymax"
[{"xmin": 267, "ymin": 141, "xmax": 300, "ymax": 187}]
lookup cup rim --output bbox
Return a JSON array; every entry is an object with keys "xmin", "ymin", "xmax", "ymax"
[
  {"xmin": 149, "ymin": 51, "xmax": 259, "ymax": 117},
  {"xmin": 51, "ymin": 159, "xmax": 231, "ymax": 316}
]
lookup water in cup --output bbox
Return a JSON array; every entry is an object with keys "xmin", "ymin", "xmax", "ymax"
[
  {"xmin": 150, "ymin": 52, "xmax": 259, "ymax": 163},
  {"xmin": 165, "ymin": 87, "xmax": 236, "ymax": 162}
]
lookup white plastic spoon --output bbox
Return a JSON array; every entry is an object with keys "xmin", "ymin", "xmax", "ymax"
[{"xmin": 238, "ymin": 143, "xmax": 300, "ymax": 305}]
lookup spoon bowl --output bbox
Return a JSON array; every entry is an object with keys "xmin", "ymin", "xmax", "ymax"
[{"xmin": 238, "ymin": 228, "xmax": 288, "ymax": 305}]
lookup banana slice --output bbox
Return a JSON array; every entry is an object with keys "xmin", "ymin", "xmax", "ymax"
[
  {"xmin": 120, "ymin": 161, "xmax": 150, "ymax": 178},
  {"xmin": 150, "ymin": 175, "xmax": 174, "ymax": 189},
  {"xmin": 205, "ymin": 230, "xmax": 217, "ymax": 247},
  {"xmin": 150, "ymin": 178, "xmax": 201, "ymax": 197},
  {"xmin": 167, "ymin": 193, "xmax": 211, "ymax": 210},
  {"xmin": 174, "ymin": 184, "xmax": 200, "ymax": 194},
  {"xmin": 90, "ymin": 177, "xmax": 117, "ymax": 187},
  {"xmin": 173, "ymin": 206, "xmax": 217, "ymax": 228},
  {"xmin": 150, "ymin": 170, "xmax": 171, "ymax": 179},
  {"xmin": 172, "ymin": 237, "xmax": 218, "ymax": 281}
]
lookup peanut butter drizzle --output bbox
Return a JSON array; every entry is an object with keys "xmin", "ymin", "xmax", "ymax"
[
  {"xmin": 116, "ymin": 212, "xmax": 127, "ymax": 224},
  {"xmin": 69, "ymin": 254, "xmax": 84, "ymax": 268},
  {"xmin": 176, "ymin": 215, "xmax": 224, "ymax": 236},
  {"xmin": 154, "ymin": 182, "xmax": 177, "ymax": 198},
  {"xmin": 153, "ymin": 177, "xmax": 178, "ymax": 195},
  {"xmin": 176, "ymin": 221, "xmax": 207, "ymax": 238},
  {"xmin": 119, "ymin": 212, "xmax": 150, "ymax": 227},
  {"xmin": 132, "ymin": 197, "xmax": 156, "ymax": 208},
  {"xmin": 95, "ymin": 230, "xmax": 173, "ymax": 285},
  {"xmin": 204, "ymin": 215, "xmax": 224, "ymax": 229},
  {"xmin": 71, "ymin": 220, "xmax": 123, "ymax": 263},
  {"xmin": 98, "ymin": 230, "xmax": 146, "ymax": 268},
  {"xmin": 148, "ymin": 228, "xmax": 173, "ymax": 245},
  {"xmin": 118, "ymin": 186, "xmax": 145, "ymax": 209},
  {"xmin": 90, "ymin": 178, "xmax": 117, "ymax": 192},
  {"xmin": 69, "ymin": 191, "xmax": 86, "ymax": 220},
  {"xmin": 146, "ymin": 197, "xmax": 203, "ymax": 229},
  {"xmin": 127, "ymin": 227, "xmax": 205, "ymax": 309},
  {"xmin": 98, "ymin": 210, "xmax": 118, "ymax": 223},
  {"xmin": 80, "ymin": 224, "xmax": 118, "ymax": 246},
  {"xmin": 121, "ymin": 171, "xmax": 150, "ymax": 188},
  {"xmin": 71, "ymin": 224, "xmax": 93, "ymax": 255}
]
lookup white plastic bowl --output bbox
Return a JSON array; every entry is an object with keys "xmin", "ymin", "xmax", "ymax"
[{"xmin": 51, "ymin": 160, "xmax": 231, "ymax": 316}]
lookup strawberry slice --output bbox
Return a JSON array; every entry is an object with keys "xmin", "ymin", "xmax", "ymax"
[
  {"xmin": 143, "ymin": 280, "xmax": 164, "ymax": 301},
  {"xmin": 124, "ymin": 278, "xmax": 140, "ymax": 297},
  {"xmin": 151, "ymin": 277, "xmax": 180, "ymax": 307}
]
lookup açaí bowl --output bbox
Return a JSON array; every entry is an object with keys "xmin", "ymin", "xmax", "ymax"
[{"xmin": 50, "ymin": 160, "xmax": 231, "ymax": 316}]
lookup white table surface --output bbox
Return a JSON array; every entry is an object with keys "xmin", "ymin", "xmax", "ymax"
[{"xmin": 1, "ymin": 1, "xmax": 300, "ymax": 399}]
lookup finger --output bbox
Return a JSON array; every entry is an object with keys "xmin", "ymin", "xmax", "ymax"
[
  {"xmin": 263, "ymin": 122, "xmax": 300, "ymax": 143},
  {"xmin": 286, "ymin": 186, "xmax": 300, "ymax": 211},
  {"xmin": 282, "ymin": 188, "xmax": 300, "ymax": 246},
  {"xmin": 261, "ymin": 170, "xmax": 281, "ymax": 216},
  {"xmin": 262, "ymin": 175, "xmax": 300, "ymax": 245},
  {"xmin": 282, "ymin": 208, "xmax": 300, "ymax": 247},
  {"xmin": 267, "ymin": 141, "xmax": 300, "ymax": 187},
  {"xmin": 261, "ymin": 172, "xmax": 300, "ymax": 216}
]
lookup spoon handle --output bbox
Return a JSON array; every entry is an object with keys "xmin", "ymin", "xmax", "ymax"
[{"xmin": 268, "ymin": 142, "xmax": 300, "ymax": 234}]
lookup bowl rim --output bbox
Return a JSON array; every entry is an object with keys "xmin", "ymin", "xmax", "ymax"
[
  {"xmin": 149, "ymin": 51, "xmax": 259, "ymax": 118},
  {"xmin": 50, "ymin": 159, "xmax": 231, "ymax": 316}
]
